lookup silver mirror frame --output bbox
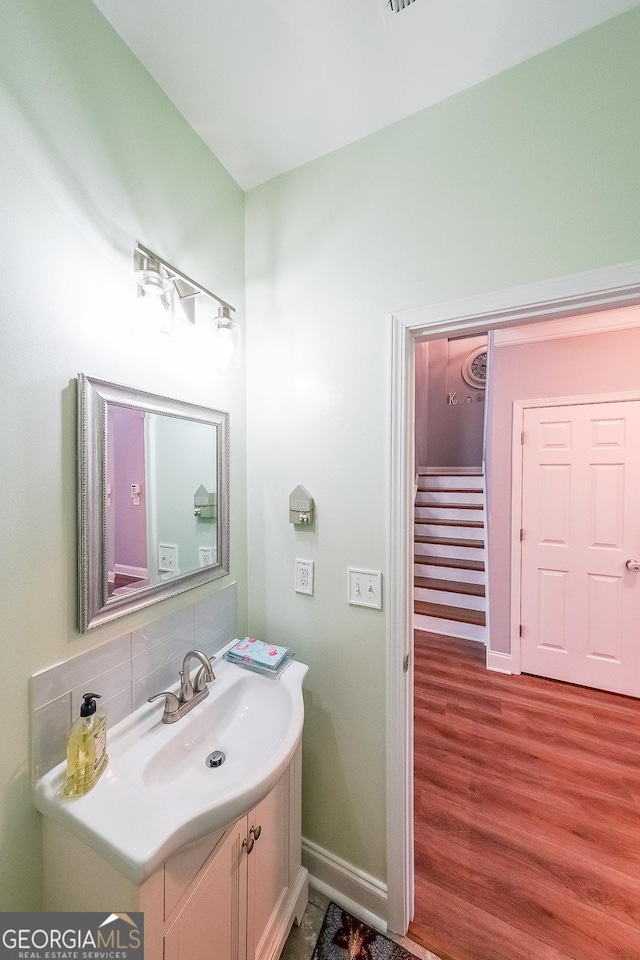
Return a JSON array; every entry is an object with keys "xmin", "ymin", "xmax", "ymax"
[{"xmin": 78, "ymin": 374, "xmax": 230, "ymax": 632}]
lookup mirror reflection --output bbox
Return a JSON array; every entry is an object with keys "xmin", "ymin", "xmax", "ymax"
[
  {"xmin": 107, "ymin": 408, "xmax": 218, "ymax": 598},
  {"xmin": 78, "ymin": 374, "xmax": 229, "ymax": 632}
]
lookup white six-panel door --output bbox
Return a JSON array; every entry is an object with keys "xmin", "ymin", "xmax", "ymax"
[{"xmin": 520, "ymin": 399, "xmax": 640, "ymax": 696}]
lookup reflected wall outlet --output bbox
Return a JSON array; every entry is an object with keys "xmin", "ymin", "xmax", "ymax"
[
  {"xmin": 199, "ymin": 546, "xmax": 214, "ymax": 567},
  {"xmin": 158, "ymin": 543, "xmax": 178, "ymax": 573},
  {"xmin": 348, "ymin": 568, "xmax": 382, "ymax": 609},
  {"xmin": 295, "ymin": 559, "xmax": 314, "ymax": 596}
]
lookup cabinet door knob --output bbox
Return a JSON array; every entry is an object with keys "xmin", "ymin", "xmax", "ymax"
[
  {"xmin": 242, "ymin": 836, "xmax": 254, "ymax": 854},
  {"xmin": 250, "ymin": 824, "xmax": 262, "ymax": 841}
]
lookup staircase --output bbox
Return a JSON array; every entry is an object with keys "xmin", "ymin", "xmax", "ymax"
[{"xmin": 414, "ymin": 468, "xmax": 487, "ymax": 643}]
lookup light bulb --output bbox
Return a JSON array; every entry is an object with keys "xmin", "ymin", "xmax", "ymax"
[
  {"xmin": 131, "ymin": 287, "xmax": 174, "ymax": 341},
  {"xmin": 134, "ymin": 257, "xmax": 172, "ymax": 297},
  {"xmin": 212, "ymin": 308, "xmax": 240, "ymax": 369},
  {"xmin": 216, "ymin": 322, "xmax": 235, "ymax": 365}
]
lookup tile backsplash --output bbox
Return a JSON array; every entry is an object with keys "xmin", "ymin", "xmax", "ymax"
[{"xmin": 30, "ymin": 582, "xmax": 237, "ymax": 782}]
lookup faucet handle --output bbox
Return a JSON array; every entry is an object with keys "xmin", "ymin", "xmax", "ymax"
[
  {"xmin": 179, "ymin": 669, "xmax": 193, "ymax": 703},
  {"xmin": 194, "ymin": 656, "xmax": 216, "ymax": 693},
  {"xmin": 148, "ymin": 691, "xmax": 180, "ymax": 716}
]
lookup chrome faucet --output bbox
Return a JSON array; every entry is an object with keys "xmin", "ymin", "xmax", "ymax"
[{"xmin": 148, "ymin": 649, "xmax": 216, "ymax": 723}]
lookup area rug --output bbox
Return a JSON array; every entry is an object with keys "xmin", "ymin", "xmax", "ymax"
[{"xmin": 312, "ymin": 901, "xmax": 418, "ymax": 959}]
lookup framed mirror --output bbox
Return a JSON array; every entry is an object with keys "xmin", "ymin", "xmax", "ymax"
[{"xmin": 78, "ymin": 374, "xmax": 229, "ymax": 631}]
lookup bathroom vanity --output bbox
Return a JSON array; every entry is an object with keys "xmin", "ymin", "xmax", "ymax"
[
  {"xmin": 43, "ymin": 747, "xmax": 306, "ymax": 960},
  {"xmin": 34, "ymin": 648, "xmax": 309, "ymax": 960}
]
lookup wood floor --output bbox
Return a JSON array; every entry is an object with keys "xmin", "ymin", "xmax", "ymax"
[{"xmin": 409, "ymin": 630, "xmax": 640, "ymax": 960}]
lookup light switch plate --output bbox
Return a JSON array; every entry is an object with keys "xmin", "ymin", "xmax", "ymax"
[
  {"xmin": 295, "ymin": 559, "xmax": 314, "ymax": 596},
  {"xmin": 348, "ymin": 568, "xmax": 382, "ymax": 609},
  {"xmin": 158, "ymin": 543, "xmax": 178, "ymax": 573}
]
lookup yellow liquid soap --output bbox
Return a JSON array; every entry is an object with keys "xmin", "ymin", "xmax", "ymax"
[{"xmin": 63, "ymin": 693, "xmax": 108, "ymax": 797}]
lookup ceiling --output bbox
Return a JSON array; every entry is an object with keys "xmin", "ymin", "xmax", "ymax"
[{"xmin": 92, "ymin": 0, "xmax": 639, "ymax": 190}]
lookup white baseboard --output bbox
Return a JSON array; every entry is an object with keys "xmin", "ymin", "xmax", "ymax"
[
  {"xmin": 486, "ymin": 650, "xmax": 514, "ymax": 674},
  {"xmin": 302, "ymin": 838, "xmax": 387, "ymax": 933},
  {"xmin": 114, "ymin": 564, "xmax": 148, "ymax": 579}
]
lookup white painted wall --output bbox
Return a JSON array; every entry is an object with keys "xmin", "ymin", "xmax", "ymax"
[
  {"xmin": 0, "ymin": 0, "xmax": 246, "ymax": 909},
  {"xmin": 245, "ymin": 8, "xmax": 640, "ymax": 887}
]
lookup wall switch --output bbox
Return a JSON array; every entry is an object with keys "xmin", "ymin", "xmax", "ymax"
[
  {"xmin": 295, "ymin": 559, "xmax": 314, "ymax": 596},
  {"xmin": 199, "ymin": 546, "xmax": 214, "ymax": 567},
  {"xmin": 158, "ymin": 543, "xmax": 178, "ymax": 573},
  {"xmin": 348, "ymin": 568, "xmax": 382, "ymax": 609}
]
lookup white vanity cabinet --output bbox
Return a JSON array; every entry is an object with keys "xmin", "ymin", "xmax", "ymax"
[{"xmin": 43, "ymin": 746, "xmax": 307, "ymax": 960}]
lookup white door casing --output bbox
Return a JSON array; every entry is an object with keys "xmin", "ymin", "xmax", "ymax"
[
  {"xmin": 517, "ymin": 396, "xmax": 640, "ymax": 696},
  {"xmin": 387, "ymin": 258, "xmax": 640, "ymax": 935}
]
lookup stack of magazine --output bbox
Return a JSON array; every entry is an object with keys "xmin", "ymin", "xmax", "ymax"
[{"xmin": 223, "ymin": 637, "xmax": 293, "ymax": 677}]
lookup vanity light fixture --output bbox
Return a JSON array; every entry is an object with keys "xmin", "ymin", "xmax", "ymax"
[
  {"xmin": 134, "ymin": 254, "xmax": 173, "ymax": 297},
  {"xmin": 212, "ymin": 305, "xmax": 241, "ymax": 369},
  {"xmin": 133, "ymin": 242, "xmax": 237, "ymax": 356}
]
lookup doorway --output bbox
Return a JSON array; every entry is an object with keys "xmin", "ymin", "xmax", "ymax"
[
  {"xmin": 414, "ymin": 334, "xmax": 489, "ymax": 643},
  {"xmin": 385, "ymin": 260, "xmax": 640, "ymax": 936}
]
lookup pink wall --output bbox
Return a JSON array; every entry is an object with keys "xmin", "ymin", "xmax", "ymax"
[
  {"xmin": 415, "ymin": 335, "xmax": 486, "ymax": 467},
  {"xmin": 108, "ymin": 406, "xmax": 147, "ymax": 573},
  {"xmin": 487, "ymin": 311, "xmax": 640, "ymax": 655}
]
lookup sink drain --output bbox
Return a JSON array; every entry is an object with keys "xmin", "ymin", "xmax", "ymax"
[{"xmin": 205, "ymin": 750, "xmax": 225, "ymax": 768}]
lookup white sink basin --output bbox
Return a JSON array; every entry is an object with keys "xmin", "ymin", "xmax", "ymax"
[{"xmin": 33, "ymin": 647, "xmax": 308, "ymax": 884}]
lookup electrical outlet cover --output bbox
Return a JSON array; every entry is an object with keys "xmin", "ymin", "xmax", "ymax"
[
  {"xmin": 295, "ymin": 559, "xmax": 314, "ymax": 596},
  {"xmin": 199, "ymin": 546, "xmax": 214, "ymax": 567}
]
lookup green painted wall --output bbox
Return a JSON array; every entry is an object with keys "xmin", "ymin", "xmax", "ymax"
[
  {"xmin": 0, "ymin": 0, "xmax": 247, "ymax": 909},
  {"xmin": 2, "ymin": 0, "xmax": 640, "ymax": 912},
  {"xmin": 245, "ymin": 9, "xmax": 640, "ymax": 883},
  {"xmin": 153, "ymin": 415, "xmax": 219, "ymax": 571}
]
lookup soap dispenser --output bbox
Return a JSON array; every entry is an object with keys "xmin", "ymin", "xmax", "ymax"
[{"xmin": 63, "ymin": 692, "xmax": 108, "ymax": 797}]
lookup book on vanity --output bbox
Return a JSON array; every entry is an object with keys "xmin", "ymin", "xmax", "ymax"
[{"xmin": 223, "ymin": 637, "xmax": 294, "ymax": 677}]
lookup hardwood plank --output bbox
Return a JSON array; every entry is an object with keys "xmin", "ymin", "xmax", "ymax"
[
  {"xmin": 541, "ymin": 779, "xmax": 640, "ymax": 840},
  {"xmin": 416, "ymin": 710, "xmax": 634, "ymax": 802},
  {"xmin": 424, "ymin": 688, "xmax": 640, "ymax": 779},
  {"xmin": 414, "ymin": 601, "xmax": 486, "ymax": 626},
  {"xmin": 414, "ymin": 554, "xmax": 485, "ymax": 571},
  {"xmin": 414, "ymin": 814, "xmax": 640, "ymax": 960},
  {"xmin": 410, "ymin": 875, "xmax": 570, "ymax": 960},
  {"xmin": 417, "ymin": 486, "xmax": 484, "ymax": 493},
  {"xmin": 417, "ymin": 469, "xmax": 483, "ymax": 476},
  {"xmin": 414, "ymin": 631, "xmax": 486, "ymax": 661},
  {"xmin": 416, "ymin": 654, "xmax": 640, "ymax": 724},
  {"xmin": 415, "ymin": 519, "xmax": 485, "ymax": 529},
  {"xmin": 415, "ymin": 502, "xmax": 484, "ymax": 510},
  {"xmin": 414, "ymin": 683, "xmax": 503, "ymax": 722},
  {"xmin": 414, "ymin": 577, "xmax": 485, "ymax": 597},
  {"xmin": 415, "ymin": 739, "xmax": 548, "ymax": 803},
  {"xmin": 416, "ymin": 535, "xmax": 485, "ymax": 549},
  {"xmin": 411, "ymin": 632, "xmax": 640, "ymax": 960},
  {"xmin": 414, "ymin": 755, "xmax": 483, "ymax": 811}
]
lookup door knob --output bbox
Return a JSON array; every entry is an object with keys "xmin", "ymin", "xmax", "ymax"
[{"xmin": 626, "ymin": 559, "xmax": 640, "ymax": 571}]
